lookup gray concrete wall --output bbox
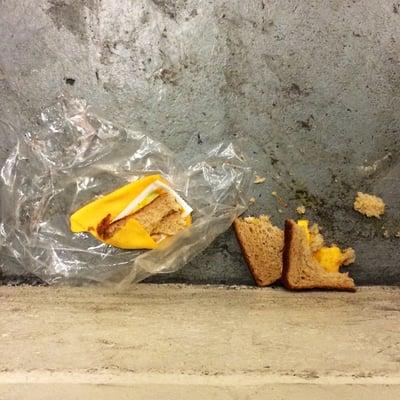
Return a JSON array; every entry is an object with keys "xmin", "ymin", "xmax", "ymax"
[{"xmin": 0, "ymin": 0, "xmax": 399, "ymax": 284}]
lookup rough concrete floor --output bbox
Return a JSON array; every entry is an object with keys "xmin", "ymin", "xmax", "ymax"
[
  {"xmin": 1, "ymin": 285, "xmax": 400, "ymax": 398},
  {"xmin": 0, "ymin": 1, "xmax": 400, "ymax": 284}
]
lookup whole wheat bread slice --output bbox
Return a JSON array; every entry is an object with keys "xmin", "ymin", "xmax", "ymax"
[
  {"xmin": 132, "ymin": 193, "xmax": 180, "ymax": 233},
  {"xmin": 282, "ymin": 220, "xmax": 355, "ymax": 291},
  {"xmin": 152, "ymin": 211, "xmax": 186, "ymax": 236},
  {"xmin": 233, "ymin": 216, "xmax": 283, "ymax": 286}
]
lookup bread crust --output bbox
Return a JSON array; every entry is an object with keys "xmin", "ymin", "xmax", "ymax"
[{"xmin": 281, "ymin": 220, "xmax": 294, "ymax": 289}]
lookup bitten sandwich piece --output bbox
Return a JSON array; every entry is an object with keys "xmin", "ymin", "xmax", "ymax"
[
  {"xmin": 282, "ymin": 220, "xmax": 356, "ymax": 291},
  {"xmin": 233, "ymin": 216, "xmax": 284, "ymax": 286},
  {"xmin": 70, "ymin": 175, "xmax": 192, "ymax": 250}
]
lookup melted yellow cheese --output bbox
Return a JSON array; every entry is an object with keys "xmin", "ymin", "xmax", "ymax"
[
  {"xmin": 313, "ymin": 246, "xmax": 343, "ymax": 273},
  {"xmin": 296, "ymin": 220, "xmax": 347, "ymax": 273},
  {"xmin": 297, "ymin": 219, "xmax": 311, "ymax": 242}
]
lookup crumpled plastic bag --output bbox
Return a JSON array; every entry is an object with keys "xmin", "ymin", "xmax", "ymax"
[{"xmin": 0, "ymin": 98, "xmax": 252, "ymax": 287}]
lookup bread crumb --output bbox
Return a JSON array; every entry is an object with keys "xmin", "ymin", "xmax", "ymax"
[
  {"xmin": 354, "ymin": 192, "xmax": 385, "ymax": 218},
  {"xmin": 395, "ymin": 231, "xmax": 400, "ymax": 238},
  {"xmin": 254, "ymin": 175, "xmax": 266, "ymax": 184},
  {"xmin": 249, "ymin": 197, "xmax": 256, "ymax": 204},
  {"xmin": 383, "ymin": 229, "xmax": 390, "ymax": 238},
  {"xmin": 296, "ymin": 205, "xmax": 306, "ymax": 215},
  {"xmin": 341, "ymin": 247, "xmax": 356, "ymax": 265}
]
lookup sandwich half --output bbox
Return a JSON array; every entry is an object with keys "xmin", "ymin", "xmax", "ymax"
[
  {"xmin": 282, "ymin": 219, "xmax": 355, "ymax": 291},
  {"xmin": 233, "ymin": 216, "xmax": 284, "ymax": 286},
  {"xmin": 70, "ymin": 175, "xmax": 192, "ymax": 249}
]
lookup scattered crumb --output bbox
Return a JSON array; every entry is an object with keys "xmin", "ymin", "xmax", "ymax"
[
  {"xmin": 383, "ymin": 229, "xmax": 390, "ymax": 238},
  {"xmin": 395, "ymin": 231, "xmax": 400, "ymax": 238},
  {"xmin": 278, "ymin": 209, "xmax": 283, "ymax": 213},
  {"xmin": 254, "ymin": 175, "xmax": 266, "ymax": 184},
  {"xmin": 296, "ymin": 205, "xmax": 306, "ymax": 215},
  {"xmin": 353, "ymin": 192, "xmax": 385, "ymax": 218},
  {"xmin": 357, "ymin": 153, "xmax": 392, "ymax": 174},
  {"xmin": 249, "ymin": 197, "xmax": 256, "ymax": 204},
  {"xmin": 342, "ymin": 248, "xmax": 356, "ymax": 265}
]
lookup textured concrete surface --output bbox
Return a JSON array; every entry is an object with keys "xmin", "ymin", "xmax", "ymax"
[
  {"xmin": 0, "ymin": 0, "xmax": 400, "ymax": 284},
  {"xmin": 1, "ymin": 285, "xmax": 400, "ymax": 398},
  {"xmin": 2, "ymin": 384, "xmax": 400, "ymax": 400}
]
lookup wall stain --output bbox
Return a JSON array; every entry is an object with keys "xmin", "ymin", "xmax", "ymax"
[
  {"xmin": 151, "ymin": 0, "xmax": 187, "ymax": 20},
  {"xmin": 154, "ymin": 67, "xmax": 179, "ymax": 85},
  {"xmin": 46, "ymin": 0, "xmax": 89, "ymax": 41},
  {"xmin": 283, "ymin": 83, "xmax": 311, "ymax": 98},
  {"xmin": 297, "ymin": 115, "xmax": 314, "ymax": 130}
]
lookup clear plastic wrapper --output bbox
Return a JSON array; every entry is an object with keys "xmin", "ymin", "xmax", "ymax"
[{"xmin": 0, "ymin": 98, "xmax": 252, "ymax": 287}]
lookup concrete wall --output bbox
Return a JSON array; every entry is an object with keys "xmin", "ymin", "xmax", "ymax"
[{"xmin": 0, "ymin": 0, "xmax": 399, "ymax": 284}]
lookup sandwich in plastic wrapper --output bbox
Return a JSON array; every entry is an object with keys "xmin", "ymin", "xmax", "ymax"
[{"xmin": 0, "ymin": 98, "xmax": 252, "ymax": 287}]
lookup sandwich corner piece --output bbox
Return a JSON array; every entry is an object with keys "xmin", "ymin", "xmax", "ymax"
[
  {"xmin": 282, "ymin": 219, "xmax": 356, "ymax": 292},
  {"xmin": 70, "ymin": 175, "xmax": 193, "ymax": 250}
]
